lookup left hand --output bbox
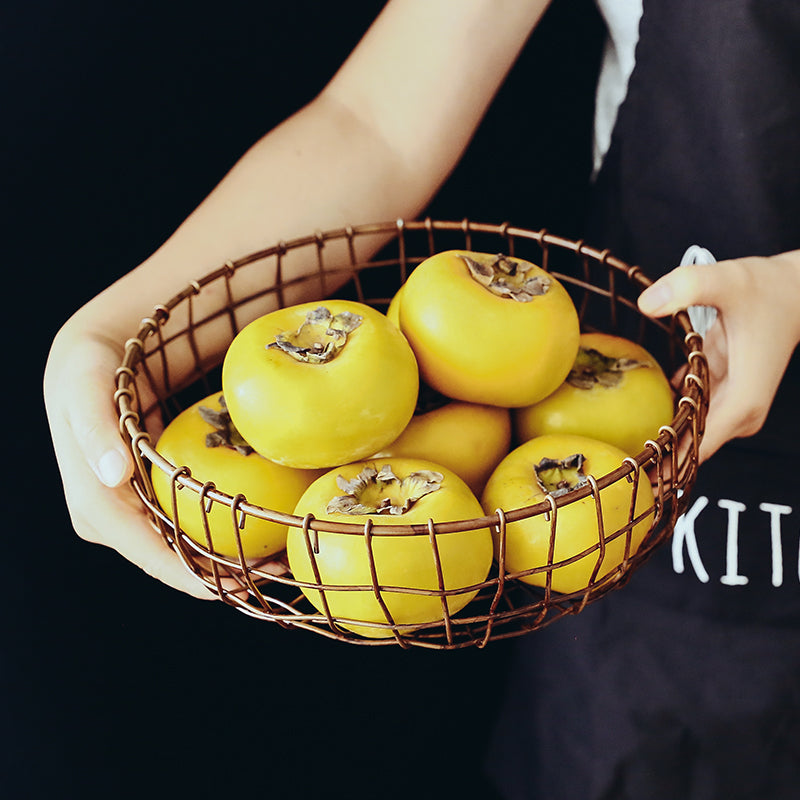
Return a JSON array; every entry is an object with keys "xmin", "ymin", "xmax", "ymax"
[{"xmin": 637, "ymin": 250, "xmax": 800, "ymax": 462}]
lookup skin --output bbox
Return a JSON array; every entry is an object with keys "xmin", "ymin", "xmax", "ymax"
[
  {"xmin": 43, "ymin": 0, "xmax": 551, "ymax": 598},
  {"xmin": 43, "ymin": 0, "xmax": 800, "ymax": 598},
  {"xmin": 637, "ymin": 252, "xmax": 800, "ymax": 462}
]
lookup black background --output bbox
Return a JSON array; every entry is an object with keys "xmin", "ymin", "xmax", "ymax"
[{"xmin": 5, "ymin": 2, "xmax": 603, "ymax": 797}]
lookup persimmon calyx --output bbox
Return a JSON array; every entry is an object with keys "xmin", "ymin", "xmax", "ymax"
[
  {"xmin": 326, "ymin": 465, "xmax": 443, "ymax": 515},
  {"xmin": 567, "ymin": 347, "xmax": 645, "ymax": 389},
  {"xmin": 534, "ymin": 453, "xmax": 588, "ymax": 497},
  {"xmin": 461, "ymin": 253, "xmax": 551, "ymax": 302},
  {"xmin": 198, "ymin": 395, "xmax": 254, "ymax": 455},
  {"xmin": 268, "ymin": 306, "xmax": 363, "ymax": 363}
]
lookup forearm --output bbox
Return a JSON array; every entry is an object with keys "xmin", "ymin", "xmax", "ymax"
[
  {"xmin": 77, "ymin": 95, "xmax": 423, "ymax": 340},
  {"xmin": 774, "ymin": 249, "xmax": 800, "ymax": 342},
  {"xmin": 52, "ymin": 0, "xmax": 558, "ymax": 415},
  {"xmin": 73, "ymin": 0, "xmax": 552, "ymax": 340}
]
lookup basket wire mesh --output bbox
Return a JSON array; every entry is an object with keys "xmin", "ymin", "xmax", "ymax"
[{"xmin": 114, "ymin": 219, "xmax": 709, "ymax": 649}]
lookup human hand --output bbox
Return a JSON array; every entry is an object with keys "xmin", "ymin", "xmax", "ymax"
[
  {"xmin": 637, "ymin": 250, "xmax": 800, "ymax": 462},
  {"xmin": 44, "ymin": 308, "xmax": 216, "ymax": 600}
]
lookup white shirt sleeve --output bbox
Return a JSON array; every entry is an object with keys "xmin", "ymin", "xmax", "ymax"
[{"xmin": 592, "ymin": 0, "xmax": 643, "ymax": 177}]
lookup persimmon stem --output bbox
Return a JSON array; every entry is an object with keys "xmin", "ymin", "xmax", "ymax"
[
  {"xmin": 461, "ymin": 253, "xmax": 551, "ymax": 301},
  {"xmin": 326, "ymin": 464, "xmax": 443, "ymax": 516},
  {"xmin": 267, "ymin": 306, "xmax": 363, "ymax": 363}
]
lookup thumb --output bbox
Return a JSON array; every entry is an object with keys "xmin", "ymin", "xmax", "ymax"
[
  {"xmin": 637, "ymin": 264, "xmax": 719, "ymax": 318},
  {"xmin": 45, "ymin": 343, "xmax": 134, "ymax": 489},
  {"xmin": 81, "ymin": 406, "xmax": 134, "ymax": 488}
]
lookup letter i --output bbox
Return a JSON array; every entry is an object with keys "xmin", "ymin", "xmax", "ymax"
[
  {"xmin": 759, "ymin": 502, "xmax": 792, "ymax": 587},
  {"xmin": 718, "ymin": 499, "xmax": 748, "ymax": 586}
]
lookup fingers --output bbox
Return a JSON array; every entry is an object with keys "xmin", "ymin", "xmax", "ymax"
[
  {"xmin": 45, "ymin": 334, "xmax": 134, "ymax": 487},
  {"xmin": 697, "ymin": 373, "xmax": 776, "ymax": 462},
  {"xmin": 637, "ymin": 263, "xmax": 723, "ymax": 318},
  {"xmin": 639, "ymin": 259, "xmax": 788, "ymax": 461},
  {"xmin": 62, "ymin": 445, "xmax": 216, "ymax": 599},
  {"xmin": 45, "ymin": 329, "xmax": 216, "ymax": 600},
  {"xmin": 74, "ymin": 367, "xmax": 135, "ymax": 488},
  {"xmin": 639, "ymin": 254, "xmax": 800, "ymax": 463}
]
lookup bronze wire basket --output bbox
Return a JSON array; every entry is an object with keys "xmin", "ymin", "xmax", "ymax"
[{"xmin": 114, "ymin": 219, "xmax": 710, "ymax": 650}]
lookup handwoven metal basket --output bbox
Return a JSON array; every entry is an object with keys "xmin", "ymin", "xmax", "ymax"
[{"xmin": 115, "ymin": 219, "xmax": 709, "ymax": 649}]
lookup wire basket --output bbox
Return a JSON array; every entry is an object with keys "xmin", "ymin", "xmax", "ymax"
[{"xmin": 115, "ymin": 219, "xmax": 709, "ymax": 649}]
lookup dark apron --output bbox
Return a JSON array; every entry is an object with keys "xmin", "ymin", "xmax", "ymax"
[{"xmin": 488, "ymin": 2, "xmax": 800, "ymax": 797}]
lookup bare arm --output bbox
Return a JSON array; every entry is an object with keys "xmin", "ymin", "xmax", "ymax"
[{"xmin": 44, "ymin": 0, "xmax": 553, "ymax": 597}]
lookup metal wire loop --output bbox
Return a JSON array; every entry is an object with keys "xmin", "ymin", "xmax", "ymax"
[{"xmin": 112, "ymin": 219, "xmax": 707, "ymax": 649}]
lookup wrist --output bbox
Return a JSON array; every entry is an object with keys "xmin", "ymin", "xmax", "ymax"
[{"xmin": 773, "ymin": 249, "xmax": 800, "ymax": 341}]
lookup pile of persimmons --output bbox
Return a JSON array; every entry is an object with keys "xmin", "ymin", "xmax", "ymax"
[{"xmin": 152, "ymin": 250, "xmax": 674, "ymax": 637}]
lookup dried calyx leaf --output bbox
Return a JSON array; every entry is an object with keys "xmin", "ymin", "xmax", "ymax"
[
  {"xmin": 267, "ymin": 306, "xmax": 363, "ymax": 363},
  {"xmin": 326, "ymin": 464, "xmax": 443, "ymax": 516},
  {"xmin": 461, "ymin": 252, "xmax": 551, "ymax": 302},
  {"xmin": 198, "ymin": 395, "xmax": 254, "ymax": 455},
  {"xmin": 566, "ymin": 347, "xmax": 646, "ymax": 390},
  {"xmin": 534, "ymin": 453, "xmax": 588, "ymax": 498}
]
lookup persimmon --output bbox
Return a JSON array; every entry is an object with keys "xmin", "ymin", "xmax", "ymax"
[
  {"xmin": 151, "ymin": 393, "xmax": 321, "ymax": 560},
  {"xmin": 372, "ymin": 385, "xmax": 511, "ymax": 496},
  {"xmin": 481, "ymin": 433, "xmax": 654, "ymax": 594},
  {"xmin": 222, "ymin": 300, "xmax": 419, "ymax": 469},
  {"xmin": 514, "ymin": 332, "xmax": 674, "ymax": 455},
  {"xmin": 397, "ymin": 250, "xmax": 580, "ymax": 407},
  {"xmin": 286, "ymin": 457, "xmax": 493, "ymax": 638}
]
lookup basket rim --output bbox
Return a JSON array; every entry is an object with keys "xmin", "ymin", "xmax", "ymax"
[{"xmin": 110, "ymin": 217, "xmax": 709, "ymax": 647}]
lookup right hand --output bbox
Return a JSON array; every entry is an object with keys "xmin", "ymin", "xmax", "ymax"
[
  {"xmin": 44, "ymin": 308, "xmax": 216, "ymax": 600},
  {"xmin": 638, "ymin": 250, "xmax": 800, "ymax": 461}
]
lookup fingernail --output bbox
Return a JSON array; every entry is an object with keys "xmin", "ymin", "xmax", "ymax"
[
  {"xmin": 639, "ymin": 282, "xmax": 672, "ymax": 314},
  {"xmin": 97, "ymin": 449, "xmax": 128, "ymax": 487}
]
